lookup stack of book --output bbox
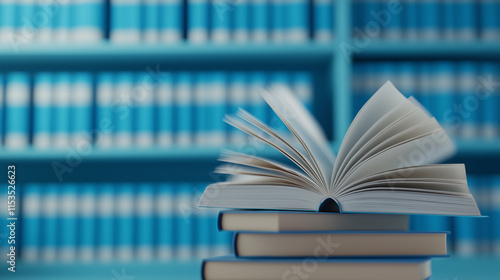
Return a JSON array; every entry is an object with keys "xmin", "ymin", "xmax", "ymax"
[
  {"xmin": 199, "ymin": 82, "xmax": 482, "ymax": 279},
  {"xmin": 203, "ymin": 211, "xmax": 446, "ymax": 280}
]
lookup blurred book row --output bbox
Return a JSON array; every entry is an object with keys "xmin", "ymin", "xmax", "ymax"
[
  {"xmin": 353, "ymin": 0, "xmax": 500, "ymax": 40},
  {"xmin": 0, "ymin": 0, "xmax": 334, "ymax": 43},
  {"xmin": 0, "ymin": 71, "xmax": 313, "ymax": 150},
  {"xmin": 353, "ymin": 61, "xmax": 500, "ymax": 139},
  {"xmin": 4, "ymin": 183, "xmax": 232, "ymax": 263}
]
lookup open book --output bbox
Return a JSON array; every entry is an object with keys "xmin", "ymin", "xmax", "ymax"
[{"xmin": 198, "ymin": 81, "xmax": 480, "ymax": 216}]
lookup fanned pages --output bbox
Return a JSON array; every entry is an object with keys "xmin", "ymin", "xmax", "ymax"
[{"xmin": 198, "ymin": 81, "xmax": 481, "ymax": 216}]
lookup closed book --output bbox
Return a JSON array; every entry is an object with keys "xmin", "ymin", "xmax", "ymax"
[
  {"xmin": 313, "ymin": 0, "xmax": 333, "ymax": 41},
  {"xmin": 0, "ymin": 0, "xmax": 15, "ymax": 42},
  {"xmin": 175, "ymin": 73, "xmax": 193, "ymax": 146},
  {"xmin": 136, "ymin": 183, "xmax": 155, "ymax": 260},
  {"xmin": 52, "ymin": 0, "xmax": 71, "ymax": 42},
  {"xmin": 457, "ymin": 62, "xmax": 477, "ymax": 138},
  {"xmin": 142, "ymin": 0, "xmax": 159, "ymax": 42},
  {"xmin": 493, "ymin": 176, "xmax": 500, "ymax": 254},
  {"xmin": 208, "ymin": 72, "xmax": 227, "ymax": 146},
  {"xmin": 52, "ymin": 72, "xmax": 71, "ymax": 149},
  {"xmin": 202, "ymin": 255, "xmax": 432, "ymax": 280},
  {"xmin": 5, "ymin": 72, "xmax": 30, "ymax": 149},
  {"xmin": 211, "ymin": 0, "xmax": 231, "ymax": 42},
  {"xmin": 480, "ymin": 62, "xmax": 499, "ymax": 138},
  {"xmin": 286, "ymin": 0, "xmax": 308, "ymax": 41},
  {"xmin": 218, "ymin": 211, "xmax": 409, "ymax": 232},
  {"xmin": 250, "ymin": 0, "xmax": 269, "ymax": 42},
  {"xmin": 384, "ymin": 0, "xmax": 402, "ymax": 39},
  {"xmin": 418, "ymin": 0, "xmax": 439, "ymax": 40},
  {"xmin": 116, "ymin": 183, "xmax": 135, "ymax": 260},
  {"xmin": 156, "ymin": 74, "xmax": 174, "ymax": 146},
  {"xmin": 41, "ymin": 184, "xmax": 58, "ymax": 261},
  {"xmin": 270, "ymin": 0, "xmax": 284, "ymax": 42},
  {"xmin": 97, "ymin": 183, "xmax": 115, "ymax": 260},
  {"xmin": 134, "ymin": 72, "xmax": 155, "ymax": 147},
  {"xmin": 234, "ymin": 231, "xmax": 447, "ymax": 257},
  {"xmin": 71, "ymin": 0, "xmax": 104, "ymax": 41},
  {"xmin": 59, "ymin": 183, "xmax": 78, "ymax": 261},
  {"xmin": 442, "ymin": 0, "xmax": 455, "ymax": 39},
  {"xmin": 430, "ymin": 62, "xmax": 455, "ymax": 137},
  {"xmin": 78, "ymin": 183, "xmax": 96, "ymax": 261},
  {"xmin": 456, "ymin": 0, "xmax": 476, "ymax": 40},
  {"xmin": 175, "ymin": 183, "xmax": 195, "ymax": 259},
  {"xmin": 71, "ymin": 72, "xmax": 93, "ymax": 147},
  {"xmin": 21, "ymin": 184, "xmax": 41, "ymax": 262},
  {"xmin": 33, "ymin": 73, "xmax": 53, "ymax": 149},
  {"xmin": 114, "ymin": 72, "xmax": 134, "ymax": 147},
  {"xmin": 194, "ymin": 72, "xmax": 209, "ymax": 146},
  {"xmin": 188, "ymin": 0, "xmax": 209, "ymax": 42},
  {"xmin": 403, "ymin": 0, "xmax": 418, "ymax": 40},
  {"xmin": 195, "ymin": 183, "xmax": 212, "ymax": 258},
  {"xmin": 159, "ymin": 0, "xmax": 183, "ymax": 42},
  {"xmin": 228, "ymin": 72, "xmax": 248, "ymax": 145},
  {"xmin": 156, "ymin": 183, "xmax": 174, "ymax": 260},
  {"xmin": 232, "ymin": 0, "xmax": 249, "ymax": 42},
  {"xmin": 96, "ymin": 72, "xmax": 114, "ymax": 148},
  {"xmin": 110, "ymin": 0, "xmax": 141, "ymax": 42}
]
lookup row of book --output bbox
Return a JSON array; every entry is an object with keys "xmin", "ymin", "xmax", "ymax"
[
  {"xmin": 353, "ymin": 61, "xmax": 500, "ymax": 139},
  {"xmin": 353, "ymin": 0, "xmax": 500, "ymax": 40},
  {"xmin": 0, "ymin": 71, "xmax": 313, "ymax": 149},
  {"xmin": 0, "ymin": 0, "xmax": 334, "ymax": 43},
  {"xmin": 13, "ymin": 183, "xmax": 232, "ymax": 262}
]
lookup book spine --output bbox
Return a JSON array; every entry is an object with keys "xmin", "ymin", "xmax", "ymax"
[
  {"xmin": 16, "ymin": 0, "xmax": 35, "ymax": 43},
  {"xmin": 211, "ymin": 0, "xmax": 231, "ymax": 43},
  {"xmin": 5, "ymin": 72, "xmax": 30, "ymax": 149},
  {"xmin": 248, "ymin": 72, "xmax": 267, "ymax": 122},
  {"xmin": 33, "ymin": 72, "xmax": 52, "ymax": 149},
  {"xmin": 175, "ymin": 183, "xmax": 194, "ymax": 260},
  {"xmin": 41, "ymin": 184, "xmax": 58, "ymax": 261},
  {"xmin": 456, "ymin": 0, "xmax": 476, "ymax": 40},
  {"xmin": 53, "ymin": 0, "xmax": 71, "ymax": 42},
  {"xmin": 383, "ymin": 0, "xmax": 402, "ymax": 39},
  {"xmin": 53, "ymin": 72, "xmax": 71, "ymax": 149},
  {"xmin": 287, "ymin": 0, "xmax": 308, "ymax": 42},
  {"xmin": 476, "ymin": 176, "xmax": 491, "ymax": 253},
  {"xmin": 136, "ymin": 183, "xmax": 155, "ymax": 260},
  {"xmin": 78, "ymin": 183, "xmax": 96, "ymax": 261},
  {"xmin": 71, "ymin": 0, "xmax": 104, "ymax": 42},
  {"xmin": 352, "ymin": 63, "xmax": 367, "ymax": 117},
  {"xmin": 0, "ymin": 0, "xmax": 16, "ymax": 43},
  {"xmin": 480, "ymin": 62, "xmax": 499, "ymax": 138},
  {"xmin": 271, "ymin": 0, "xmax": 284, "ymax": 42},
  {"xmin": 493, "ymin": 175, "xmax": 500, "ymax": 255},
  {"xmin": 232, "ymin": 0, "xmax": 249, "ymax": 42},
  {"xmin": 208, "ymin": 72, "xmax": 227, "ymax": 146},
  {"xmin": 156, "ymin": 183, "xmax": 174, "ymax": 260},
  {"xmin": 156, "ymin": 74, "xmax": 174, "ymax": 147},
  {"xmin": 175, "ymin": 72, "xmax": 193, "ymax": 146},
  {"xmin": 142, "ymin": 0, "xmax": 159, "ymax": 42},
  {"xmin": 214, "ymin": 214, "xmax": 232, "ymax": 256},
  {"xmin": 71, "ymin": 72, "xmax": 93, "ymax": 147},
  {"xmin": 313, "ymin": 0, "xmax": 333, "ymax": 42},
  {"xmin": 34, "ymin": 1, "xmax": 54, "ymax": 42},
  {"xmin": 97, "ymin": 183, "xmax": 114, "ymax": 261},
  {"xmin": 431, "ymin": 62, "xmax": 455, "ymax": 136},
  {"xmin": 194, "ymin": 72, "xmax": 209, "ymax": 146},
  {"xmin": 228, "ymin": 72, "xmax": 247, "ymax": 145},
  {"xmin": 293, "ymin": 71, "xmax": 313, "ymax": 112},
  {"xmin": 454, "ymin": 175, "xmax": 478, "ymax": 255},
  {"xmin": 403, "ymin": 0, "xmax": 418, "ymax": 40},
  {"xmin": 21, "ymin": 184, "xmax": 41, "ymax": 262},
  {"xmin": 96, "ymin": 72, "xmax": 114, "ymax": 148},
  {"xmin": 59, "ymin": 183, "xmax": 78, "ymax": 261},
  {"xmin": 188, "ymin": 0, "xmax": 209, "ymax": 43},
  {"xmin": 194, "ymin": 183, "xmax": 211, "ymax": 258},
  {"xmin": 114, "ymin": 72, "xmax": 134, "ymax": 148},
  {"xmin": 134, "ymin": 72, "xmax": 155, "ymax": 147},
  {"xmin": 250, "ymin": 0, "xmax": 269, "ymax": 42},
  {"xmin": 418, "ymin": 0, "xmax": 439, "ymax": 40},
  {"xmin": 480, "ymin": 0, "xmax": 499, "ymax": 39},
  {"xmin": 442, "ymin": 0, "xmax": 455, "ymax": 39},
  {"xmin": 416, "ymin": 62, "xmax": 432, "ymax": 115},
  {"xmin": 159, "ymin": 0, "xmax": 183, "ymax": 43},
  {"xmin": 116, "ymin": 183, "xmax": 134, "ymax": 260},
  {"xmin": 269, "ymin": 71, "xmax": 289, "ymax": 131},
  {"xmin": 398, "ymin": 61, "xmax": 417, "ymax": 101},
  {"xmin": 457, "ymin": 62, "xmax": 478, "ymax": 139},
  {"xmin": 110, "ymin": 0, "xmax": 141, "ymax": 42}
]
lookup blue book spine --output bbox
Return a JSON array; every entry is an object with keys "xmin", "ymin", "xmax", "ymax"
[
  {"xmin": 59, "ymin": 183, "xmax": 78, "ymax": 261},
  {"xmin": 431, "ymin": 62, "xmax": 455, "ymax": 136},
  {"xmin": 41, "ymin": 184, "xmax": 58, "ymax": 261},
  {"xmin": 52, "ymin": 0, "xmax": 71, "ymax": 42},
  {"xmin": 5, "ymin": 72, "xmax": 30, "ymax": 149},
  {"xmin": 232, "ymin": 0, "xmax": 249, "ymax": 42},
  {"xmin": 480, "ymin": 62, "xmax": 499, "ymax": 138},
  {"xmin": 116, "ymin": 183, "xmax": 134, "ymax": 260},
  {"xmin": 476, "ymin": 176, "xmax": 491, "ymax": 253},
  {"xmin": 175, "ymin": 183, "xmax": 194, "ymax": 260},
  {"xmin": 194, "ymin": 72, "xmax": 209, "ymax": 146},
  {"xmin": 456, "ymin": 0, "xmax": 476, "ymax": 40},
  {"xmin": 418, "ymin": 0, "xmax": 439, "ymax": 40},
  {"xmin": 268, "ymin": 71, "xmax": 289, "ymax": 131},
  {"xmin": 53, "ymin": 72, "xmax": 71, "ymax": 149},
  {"xmin": 156, "ymin": 74, "xmax": 174, "ymax": 147},
  {"xmin": 271, "ymin": 0, "xmax": 284, "ymax": 42},
  {"xmin": 34, "ymin": 1, "xmax": 54, "ymax": 42},
  {"xmin": 286, "ymin": 0, "xmax": 308, "ymax": 42},
  {"xmin": 194, "ymin": 183, "xmax": 211, "ymax": 258},
  {"xmin": 110, "ymin": 0, "xmax": 141, "ymax": 42},
  {"xmin": 228, "ymin": 72, "xmax": 248, "ymax": 145},
  {"xmin": 398, "ymin": 62, "xmax": 417, "ymax": 101},
  {"xmin": 480, "ymin": 0, "xmax": 499, "ymax": 39},
  {"xmin": 21, "ymin": 184, "xmax": 41, "ymax": 262},
  {"xmin": 134, "ymin": 72, "xmax": 155, "ymax": 147},
  {"xmin": 292, "ymin": 71, "xmax": 313, "ymax": 112},
  {"xmin": 416, "ymin": 62, "xmax": 433, "ymax": 115},
  {"xmin": 136, "ymin": 183, "xmax": 155, "ymax": 260},
  {"xmin": 97, "ymin": 183, "xmax": 114, "ymax": 261},
  {"xmin": 211, "ymin": 0, "xmax": 231, "ymax": 42},
  {"xmin": 454, "ymin": 176, "xmax": 478, "ymax": 255},
  {"xmin": 16, "ymin": 0, "xmax": 35, "ymax": 42},
  {"xmin": 352, "ymin": 63, "xmax": 367, "ymax": 118},
  {"xmin": 250, "ymin": 0, "xmax": 269, "ymax": 42},
  {"xmin": 248, "ymin": 72, "xmax": 267, "ymax": 122},
  {"xmin": 71, "ymin": 72, "xmax": 93, "ymax": 147},
  {"xmin": 442, "ymin": 0, "xmax": 455, "ymax": 39},
  {"xmin": 156, "ymin": 183, "xmax": 174, "ymax": 260},
  {"xmin": 403, "ymin": 0, "xmax": 418, "ymax": 39},
  {"xmin": 71, "ymin": 0, "xmax": 104, "ymax": 42},
  {"xmin": 142, "ymin": 0, "xmax": 159, "ymax": 42},
  {"xmin": 188, "ymin": 0, "xmax": 209, "ymax": 42},
  {"xmin": 114, "ymin": 72, "xmax": 134, "ymax": 148},
  {"xmin": 175, "ymin": 72, "xmax": 193, "ymax": 146},
  {"xmin": 208, "ymin": 72, "xmax": 227, "ymax": 146},
  {"xmin": 383, "ymin": 0, "xmax": 402, "ymax": 39},
  {"xmin": 493, "ymin": 175, "xmax": 500, "ymax": 255},
  {"xmin": 314, "ymin": 0, "xmax": 333, "ymax": 41},
  {"xmin": 33, "ymin": 73, "xmax": 52, "ymax": 149},
  {"xmin": 159, "ymin": 0, "xmax": 183, "ymax": 42},
  {"xmin": 0, "ymin": 0, "xmax": 16, "ymax": 43},
  {"xmin": 78, "ymin": 183, "xmax": 96, "ymax": 261},
  {"xmin": 96, "ymin": 72, "xmax": 114, "ymax": 148},
  {"xmin": 457, "ymin": 62, "xmax": 478, "ymax": 139}
]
